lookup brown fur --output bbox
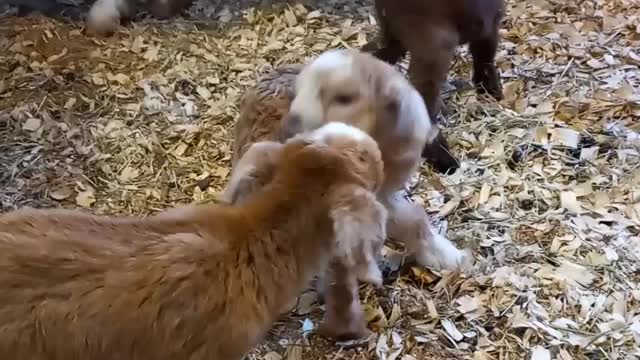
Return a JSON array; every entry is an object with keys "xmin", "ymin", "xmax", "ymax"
[
  {"xmin": 148, "ymin": 0, "xmax": 193, "ymax": 19},
  {"xmin": 315, "ymin": 259, "xmax": 370, "ymax": 341},
  {"xmin": 362, "ymin": 0, "xmax": 505, "ymax": 133},
  {"xmin": 231, "ymin": 64, "xmax": 303, "ymax": 168},
  {"xmin": 0, "ymin": 125, "xmax": 385, "ymax": 360}
]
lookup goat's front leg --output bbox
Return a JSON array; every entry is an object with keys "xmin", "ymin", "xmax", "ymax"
[
  {"xmin": 362, "ymin": 29, "xmax": 408, "ymax": 65},
  {"xmin": 381, "ymin": 191, "xmax": 471, "ymax": 271},
  {"xmin": 470, "ymin": 30, "xmax": 503, "ymax": 101},
  {"xmin": 316, "ymin": 187, "xmax": 387, "ymax": 340},
  {"xmin": 406, "ymin": 28, "xmax": 457, "ymax": 122},
  {"xmin": 316, "ymin": 261, "xmax": 371, "ymax": 341},
  {"xmin": 405, "ymin": 26, "xmax": 459, "ymax": 170}
]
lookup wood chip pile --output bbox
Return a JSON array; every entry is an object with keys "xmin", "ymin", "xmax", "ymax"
[{"xmin": 1, "ymin": 0, "xmax": 639, "ymax": 358}]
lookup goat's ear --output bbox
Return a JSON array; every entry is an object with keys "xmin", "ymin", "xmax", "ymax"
[
  {"xmin": 398, "ymin": 88, "xmax": 430, "ymax": 145},
  {"xmin": 329, "ymin": 186, "xmax": 388, "ymax": 272},
  {"xmin": 379, "ymin": 80, "xmax": 435, "ymax": 146}
]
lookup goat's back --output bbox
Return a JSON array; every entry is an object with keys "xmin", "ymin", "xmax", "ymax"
[
  {"xmin": 232, "ymin": 65, "xmax": 303, "ymax": 166},
  {"xmin": 0, "ymin": 206, "xmax": 266, "ymax": 360},
  {"xmin": 375, "ymin": 0, "xmax": 504, "ymax": 43}
]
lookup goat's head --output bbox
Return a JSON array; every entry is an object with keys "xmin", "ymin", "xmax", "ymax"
[
  {"xmin": 279, "ymin": 121, "xmax": 385, "ymax": 193},
  {"xmin": 283, "ymin": 50, "xmax": 437, "ymax": 147}
]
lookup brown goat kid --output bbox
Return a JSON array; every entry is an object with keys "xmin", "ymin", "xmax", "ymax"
[
  {"xmin": 0, "ymin": 123, "xmax": 386, "ymax": 360},
  {"xmin": 362, "ymin": 0, "xmax": 505, "ymax": 155},
  {"xmin": 223, "ymin": 138, "xmax": 387, "ymax": 340}
]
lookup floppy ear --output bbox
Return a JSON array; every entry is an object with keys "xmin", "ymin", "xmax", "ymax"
[
  {"xmin": 371, "ymin": 150, "xmax": 385, "ymax": 193},
  {"xmin": 329, "ymin": 186, "xmax": 388, "ymax": 283},
  {"xmin": 280, "ymin": 136, "xmax": 315, "ymax": 161},
  {"xmin": 339, "ymin": 146, "xmax": 384, "ymax": 192},
  {"xmin": 377, "ymin": 77, "xmax": 436, "ymax": 148}
]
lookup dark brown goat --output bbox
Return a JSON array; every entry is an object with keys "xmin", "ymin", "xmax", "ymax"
[
  {"xmin": 0, "ymin": 122, "xmax": 385, "ymax": 360},
  {"xmin": 148, "ymin": 0, "xmax": 192, "ymax": 19},
  {"xmin": 362, "ymin": 0, "xmax": 505, "ymax": 158}
]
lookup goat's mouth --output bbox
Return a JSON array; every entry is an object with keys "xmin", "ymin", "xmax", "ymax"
[{"xmin": 280, "ymin": 113, "xmax": 304, "ymax": 141}]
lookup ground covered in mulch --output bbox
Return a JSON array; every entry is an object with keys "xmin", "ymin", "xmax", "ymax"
[{"xmin": 1, "ymin": 0, "xmax": 640, "ymax": 359}]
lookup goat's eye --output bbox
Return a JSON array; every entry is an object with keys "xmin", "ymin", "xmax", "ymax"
[
  {"xmin": 334, "ymin": 94, "xmax": 355, "ymax": 105},
  {"xmin": 357, "ymin": 151, "xmax": 368, "ymax": 163}
]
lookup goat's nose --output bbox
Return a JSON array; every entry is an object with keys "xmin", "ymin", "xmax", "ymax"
[{"xmin": 280, "ymin": 113, "xmax": 303, "ymax": 141}]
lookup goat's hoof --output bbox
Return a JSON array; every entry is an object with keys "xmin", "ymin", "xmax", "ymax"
[
  {"xmin": 316, "ymin": 321, "xmax": 371, "ymax": 342},
  {"xmin": 474, "ymin": 73, "xmax": 503, "ymax": 101},
  {"xmin": 415, "ymin": 243, "xmax": 473, "ymax": 272}
]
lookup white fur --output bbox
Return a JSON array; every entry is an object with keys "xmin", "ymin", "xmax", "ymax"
[
  {"xmin": 291, "ymin": 49, "xmax": 438, "ymax": 148},
  {"xmin": 307, "ymin": 49, "xmax": 353, "ymax": 72},
  {"xmin": 87, "ymin": 0, "xmax": 127, "ymax": 34},
  {"xmin": 416, "ymin": 233, "xmax": 470, "ymax": 270},
  {"xmin": 417, "ymin": 232, "xmax": 470, "ymax": 271},
  {"xmin": 401, "ymin": 86, "xmax": 438, "ymax": 145},
  {"xmin": 355, "ymin": 255, "xmax": 383, "ymax": 287},
  {"xmin": 289, "ymin": 50, "xmax": 354, "ymax": 130},
  {"xmin": 381, "ymin": 191, "xmax": 470, "ymax": 272},
  {"xmin": 310, "ymin": 121, "xmax": 368, "ymax": 144}
]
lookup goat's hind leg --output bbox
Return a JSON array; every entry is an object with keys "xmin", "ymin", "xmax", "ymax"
[
  {"xmin": 361, "ymin": 2, "xmax": 407, "ymax": 65},
  {"xmin": 363, "ymin": 30, "xmax": 407, "ymax": 65}
]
